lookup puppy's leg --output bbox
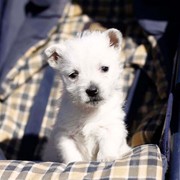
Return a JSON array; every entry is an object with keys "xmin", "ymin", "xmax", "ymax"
[
  {"xmin": 97, "ymin": 125, "xmax": 131, "ymax": 162},
  {"xmin": 59, "ymin": 136, "xmax": 84, "ymax": 164},
  {"xmin": 43, "ymin": 133, "xmax": 84, "ymax": 163}
]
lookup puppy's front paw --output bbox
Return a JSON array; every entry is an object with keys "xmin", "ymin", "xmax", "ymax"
[{"xmin": 97, "ymin": 151, "xmax": 119, "ymax": 162}]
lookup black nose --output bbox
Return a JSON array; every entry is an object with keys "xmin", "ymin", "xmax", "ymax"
[{"xmin": 86, "ymin": 85, "xmax": 99, "ymax": 97}]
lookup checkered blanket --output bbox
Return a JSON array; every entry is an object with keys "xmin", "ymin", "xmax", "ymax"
[
  {"xmin": 0, "ymin": 145, "xmax": 163, "ymax": 179},
  {"xmin": 0, "ymin": 0, "xmax": 168, "ymax": 179}
]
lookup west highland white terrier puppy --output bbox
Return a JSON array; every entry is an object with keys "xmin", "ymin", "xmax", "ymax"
[{"xmin": 42, "ymin": 28, "xmax": 131, "ymax": 163}]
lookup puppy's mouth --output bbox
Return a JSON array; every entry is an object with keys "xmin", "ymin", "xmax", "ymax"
[{"xmin": 86, "ymin": 97, "xmax": 103, "ymax": 106}]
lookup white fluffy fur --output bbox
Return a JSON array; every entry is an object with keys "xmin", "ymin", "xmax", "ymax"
[{"xmin": 42, "ymin": 28, "xmax": 131, "ymax": 163}]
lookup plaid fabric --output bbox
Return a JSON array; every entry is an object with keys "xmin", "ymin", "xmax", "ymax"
[
  {"xmin": 127, "ymin": 35, "xmax": 168, "ymax": 147},
  {"xmin": 0, "ymin": 0, "xmax": 168, "ymax": 178},
  {"xmin": 0, "ymin": 145, "xmax": 163, "ymax": 180}
]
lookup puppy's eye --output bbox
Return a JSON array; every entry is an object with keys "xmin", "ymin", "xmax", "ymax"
[
  {"xmin": 68, "ymin": 70, "xmax": 79, "ymax": 79},
  {"xmin": 101, "ymin": 66, "xmax": 109, "ymax": 72}
]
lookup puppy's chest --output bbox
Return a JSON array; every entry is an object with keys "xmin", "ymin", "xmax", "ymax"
[
  {"xmin": 71, "ymin": 122, "xmax": 99, "ymax": 146},
  {"xmin": 70, "ymin": 122, "xmax": 102, "ymax": 159}
]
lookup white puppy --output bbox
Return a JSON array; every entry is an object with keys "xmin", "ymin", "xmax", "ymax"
[{"xmin": 42, "ymin": 28, "xmax": 131, "ymax": 163}]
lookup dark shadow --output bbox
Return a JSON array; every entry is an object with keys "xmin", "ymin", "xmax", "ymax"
[{"xmin": 0, "ymin": 135, "xmax": 47, "ymax": 161}]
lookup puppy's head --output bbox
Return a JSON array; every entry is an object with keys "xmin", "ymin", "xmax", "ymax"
[{"xmin": 45, "ymin": 29, "xmax": 123, "ymax": 107}]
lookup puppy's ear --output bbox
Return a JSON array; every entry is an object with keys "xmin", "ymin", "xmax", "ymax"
[
  {"xmin": 45, "ymin": 44, "xmax": 64, "ymax": 69},
  {"xmin": 104, "ymin": 28, "xmax": 122, "ymax": 50}
]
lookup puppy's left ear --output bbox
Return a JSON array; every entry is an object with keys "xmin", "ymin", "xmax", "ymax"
[
  {"xmin": 45, "ymin": 44, "xmax": 64, "ymax": 69},
  {"xmin": 104, "ymin": 28, "xmax": 122, "ymax": 50}
]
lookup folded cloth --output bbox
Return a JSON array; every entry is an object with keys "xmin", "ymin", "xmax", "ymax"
[{"xmin": 0, "ymin": 145, "xmax": 164, "ymax": 180}]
